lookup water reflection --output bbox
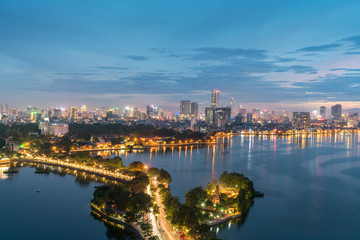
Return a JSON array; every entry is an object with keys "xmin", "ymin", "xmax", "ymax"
[{"xmin": 84, "ymin": 133, "xmax": 360, "ymax": 240}]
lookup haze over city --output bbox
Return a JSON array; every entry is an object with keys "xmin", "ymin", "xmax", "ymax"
[{"xmin": 1, "ymin": 0, "xmax": 360, "ymax": 111}]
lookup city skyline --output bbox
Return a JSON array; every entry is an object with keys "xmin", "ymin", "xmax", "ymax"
[{"xmin": 2, "ymin": 1, "xmax": 360, "ymax": 111}]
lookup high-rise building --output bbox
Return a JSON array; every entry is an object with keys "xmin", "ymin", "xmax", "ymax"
[
  {"xmin": 239, "ymin": 105, "xmax": 247, "ymax": 116},
  {"xmin": 235, "ymin": 114, "xmax": 243, "ymax": 124},
  {"xmin": 211, "ymin": 89, "xmax": 219, "ymax": 107},
  {"xmin": 331, "ymin": 104, "xmax": 342, "ymax": 120},
  {"xmin": 293, "ymin": 112, "xmax": 310, "ymax": 129},
  {"xmin": 0, "ymin": 104, "xmax": 8, "ymax": 114},
  {"xmin": 81, "ymin": 105, "xmax": 88, "ymax": 118},
  {"xmin": 230, "ymin": 98, "xmax": 234, "ymax": 117},
  {"xmin": 320, "ymin": 106, "xmax": 326, "ymax": 119},
  {"xmin": 214, "ymin": 107, "xmax": 231, "ymax": 128},
  {"xmin": 206, "ymin": 106, "xmax": 231, "ymax": 128},
  {"xmin": 53, "ymin": 108, "xmax": 62, "ymax": 118},
  {"xmin": 70, "ymin": 107, "xmax": 78, "ymax": 122},
  {"xmin": 180, "ymin": 100, "xmax": 191, "ymax": 116},
  {"xmin": 348, "ymin": 112, "xmax": 359, "ymax": 128},
  {"xmin": 146, "ymin": 105, "xmax": 159, "ymax": 118},
  {"xmin": 190, "ymin": 102, "xmax": 198, "ymax": 119},
  {"xmin": 247, "ymin": 113, "xmax": 253, "ymax": 123},
  {"xmin": 205, "ymin": 107, "xmax": 215, "ymax": 125}
]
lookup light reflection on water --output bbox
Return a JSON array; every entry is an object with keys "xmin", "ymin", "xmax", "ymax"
[{"xmin": 92, "ymin": 133, "xmax": 360, "ymax": 240}]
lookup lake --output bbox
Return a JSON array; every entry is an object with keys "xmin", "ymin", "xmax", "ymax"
[
  {"xmin": 2, "ymin": 134, "xmax": 360, "ymax": 239},
  {"xmin": 0, "ymin": 165, "xmax": 137, "ymax": 240},
  {"xmin": 103, "ymin": 134, "xmax": 360, "ymax": 240}
]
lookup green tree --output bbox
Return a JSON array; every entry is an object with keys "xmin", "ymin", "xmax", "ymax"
[
  {"xmin": 185, "ymin": 186, "xmax": 207, "ymax": 207},
  {"xmin": 127, "ymin": 161, "xmax": 145, "ymax": 171}
]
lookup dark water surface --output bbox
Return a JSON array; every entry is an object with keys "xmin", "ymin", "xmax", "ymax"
[
  {"xmin": 0, "ymin": 166, "xmax": 135, "ymax": 240},
  {"xmin": 104, "ymin": 134, "xmax": 360, "ymax": 240},
  {"xmin": 2, "ymin": 134, "xmax": 360, "ymax": 240}
]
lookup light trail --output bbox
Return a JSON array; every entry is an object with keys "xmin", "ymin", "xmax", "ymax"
[{"xmin": 147, "ymin": 185, "xmax": 164, "ymax": 240}]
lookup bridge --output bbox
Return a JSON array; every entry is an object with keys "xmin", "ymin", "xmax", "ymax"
[{"xmin": 14, "ymin": 158, "xmax": 133, "ymax": 182}]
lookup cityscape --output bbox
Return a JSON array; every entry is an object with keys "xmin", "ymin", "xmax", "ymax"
[
  {"xmin": 2, "ymin": 1, "xmax": 360, "ymax": 240},
  {"xmin": 0, "ymin": 89, "xmax": 358, "ymax": 135}
]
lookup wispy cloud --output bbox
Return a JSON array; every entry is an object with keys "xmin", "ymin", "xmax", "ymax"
[
  {"xmin": 126, "ymin": 55, "xmax": 149, "ymax": 61},
  {"xmin": 97, "ymin": 66, "xmax": 128, "ymax": 70},
  {"xmin": 295, "ymin": 43, "xmax": 342, "ymax": 52},
  {"xmin": 341, "ymin": 35, "xmax": 360, "ymax": 49}
]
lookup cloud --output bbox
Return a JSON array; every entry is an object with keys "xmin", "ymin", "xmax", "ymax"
[
  {"xmin": 295, "ymin": 43, "xmax": 342, "ymax": 52},
  {"xmin": 329, "ymin": 68, "xmax": 360, "ymax": 72},
  {"xmin": 97, "ymin": 66, "xmax": 128, "ymax": 70},
  {"xmin": 293, "ymin": 75, "xmax": 360, "ymax": 101},
  {"xmin": 126, "ymin": 55, "xmax": 149, "ymax": 61},
  {"xmin": 344, "ymin": 51, "xmax": 360, "ymax": 55},
  {"xmin": 189, "ymin": 47, "xmax": 267, "ymax": 61},
  {"xmin": 341, "ymin": 35, "xmax": 360, "ymax": 49},
  {"xmin": 286, "ymin": 65, "xmax": 317, "ymax": 74}
]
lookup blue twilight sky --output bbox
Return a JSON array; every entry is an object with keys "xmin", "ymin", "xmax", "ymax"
[{"xmin": 1, "ymin": 0, "xmax": 360, "ymax": 112}]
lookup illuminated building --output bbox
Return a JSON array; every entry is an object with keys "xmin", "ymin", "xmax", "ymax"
[
  {"xmin": 239, "ymin": 105, "xmax": 247, "ymax": 116},
  {"xmin": 211, "ymin": 89, "xmax": 219, "ymax": 107},
  {"xmin": 70, "ymin": 107, "xmax": 78, "ymax": 122},
  {"xmin": 348, "ymin": 112, "xmax": 358, "ymax": 128},
  {"xmin": 49, "ymin": 123, "xmax": 69, "ymax": 136},
  {"xmin": 146, "ymin": 105, "xmax": 159, "ymax": 118},
  {"xmin": 331, "ymin": 104, "xmax": 342, "ymax": 120},
  {"xmin": 205, "ymin": 107, "xmax": 214, "ymax": 125},
  {"xmin": 180, "ymin": 100, "xmax": 191, "ymax": 117},
  {"xmin": 190, "ymin": 102, "xmax": 198, "ymax": 119},
  {"xmin": 206, "ymin": 106, "xmax": 231, "ymax": 128},
  {"xmin": 292, "ymin": 112, "xmax": 310, "ymax": 129},
  {"xmin": 5, "ymin": 137, "xmax": 19, "ymax": 152},
  {"xmin": 247, "ymin": 113, "xmax": 253, "ymax": 123},
  {"xmin": 53, "ymin": 108, "xmax": 62, "ymax": 118},
  {"xmin": 320, "ymin": 106, "xmax": 326, "ymax": 119},
  {"xmin": 230, "ymin": 98, "xmax": 234, "ymax": 116}
]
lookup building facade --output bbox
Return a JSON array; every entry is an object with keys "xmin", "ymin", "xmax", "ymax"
[{"xmin": 293, "ymin": 112, "xmax": 310, "ymax": 129}]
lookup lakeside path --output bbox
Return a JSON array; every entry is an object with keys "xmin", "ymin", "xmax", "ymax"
[
  {"xmin": 14, "ymin": 158, "xmax": 133, "ymax": 182},
  {"xmin": 154, "ymin": 188, "xmax": 179, "ymax": 240}
]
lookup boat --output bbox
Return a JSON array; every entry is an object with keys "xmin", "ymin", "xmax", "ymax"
[
  {"xmin": 36, "ymin": 189, "xmax": 40, "ymax": 193},
  {"xmin": 254, "ymin": 191, "xmax": 264, "ymax": 197}
]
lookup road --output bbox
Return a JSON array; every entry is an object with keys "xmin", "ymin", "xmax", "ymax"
[
  {"xmin": 147, "ymin": 185, "xmax": 165, "ymax": 240},
  {"xmin": 154, "ymin": 187, "xmax": 179, "ymax": 240}
]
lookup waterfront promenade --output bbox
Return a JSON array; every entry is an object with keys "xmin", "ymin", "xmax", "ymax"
[{"xmin": 14, "ymin": 157, "xmax": 133, "ymax": 182}]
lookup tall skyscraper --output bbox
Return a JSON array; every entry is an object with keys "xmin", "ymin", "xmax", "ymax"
[
  {"xmin": 214, "ymin": 107, "xmax": 231, "ymax": 128},
  {"xmin": 206, "ymin": 106, "xmax": 231, "ymax": 128},
  {"xmin": 211, "ymin": 89, "xmax": 219, "ymax": 107},
  {"xmin": 320, "ymin": 106, "xmax": 326, "ymax": 119},
  {"xmin": 230, "ymin": 98, "xmax": 234, "ymax": 117},
  {"xmin": 53, "ymin": 108, "xmax": 62, "ymax": 118},
  {"xmin": 146, "ymin": 105, "xmax": 159, "ymax": 118},
  {"xmin": 205, "ymin": 107, "xmax": 215, "ymax": 125},
  {"xmin": 293, "ymin": 112, "xmax": 310, "ymax": 129},
  {"xmin": 247, "ymin": 113, "xmax": 253, "ymax": 123},
  {"xmin": 190, "ymin": 102, "xmax": 198, "ymax": 119},
  {"xmin": 180, "ymin": 100, "xmax": 191, "ymax": 116},
  {"xmin": 70, "ymin": 107, "xmax": 78, "ymax": 122},
  {"xmin": 331, "ymin": 104, "xmax": 342, "ymax": 120}
]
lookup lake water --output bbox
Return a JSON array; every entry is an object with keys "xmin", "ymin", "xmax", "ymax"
[
  {"xmin": 104, "ymin": 134, "xmax": 360, "ymax": 240},
  {"xmin": 2, "ymin": 134, "xmax": 360, "ymax": 240},
  {"xmin": 0, "ymin": 165, "xmax": 137, "ymax": 240}
]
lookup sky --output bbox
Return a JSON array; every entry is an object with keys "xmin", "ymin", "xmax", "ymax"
[{"xmin": 1, "ymin": 0, "xmax": 360, "ymax": 112}]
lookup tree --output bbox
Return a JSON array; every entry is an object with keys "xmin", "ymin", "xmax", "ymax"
[
  {"xmin": 158, "ymin": 169, "xmax": 172, "ymax": 185},
  {"xmin": 127, "ymin": 161, "xmax": 145, "ymax": 171},
  {"xmin": 185, "ymin": 186, "xmax": 207, "ymax": 207},
  {"xmin": 129, "ymin": 172, "xmax": 149, "ymax": 193},
  {"xmin": 130, "ymin": 192, "xmax": 152, "ymax": 214}
]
